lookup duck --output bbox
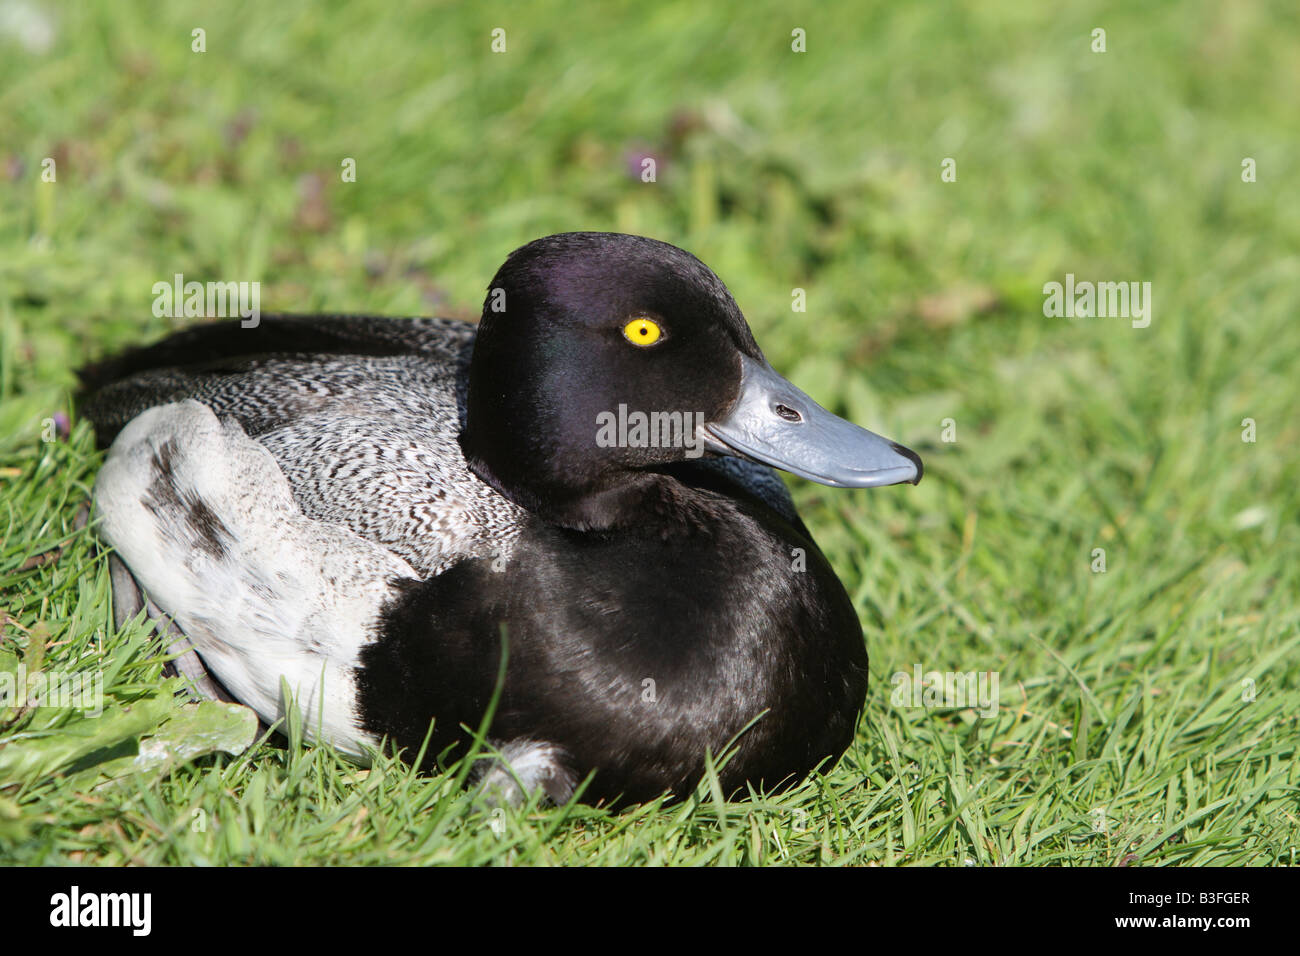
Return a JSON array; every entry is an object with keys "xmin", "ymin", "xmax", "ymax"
[{"xmin": 80, "ymin": 232, "xmax": 921, "ymax": 808}]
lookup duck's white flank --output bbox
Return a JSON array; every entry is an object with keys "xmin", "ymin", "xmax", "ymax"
[{"xmin": 94, "ymin": 400, "xmax": 419, "ymax": 757}]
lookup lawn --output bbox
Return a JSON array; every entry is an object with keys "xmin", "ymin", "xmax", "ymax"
[{"xmin": 1, "ymin": 0, "xmax": 1297, "ymax": 865}]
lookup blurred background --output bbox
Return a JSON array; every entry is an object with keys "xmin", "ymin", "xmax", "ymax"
[{"xmin": 1, "ymin": 1, "xmax": 1297, "ymax": 863}]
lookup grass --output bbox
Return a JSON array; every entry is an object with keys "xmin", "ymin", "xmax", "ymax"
[{"xmin": 1, "ymin": 0, "xmax": 1298, "ymax": 865}]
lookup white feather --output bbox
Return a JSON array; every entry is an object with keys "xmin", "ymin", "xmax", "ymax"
[{"xmin": 94, "ymin": 400, "xmax": 418, "ymax": 757}]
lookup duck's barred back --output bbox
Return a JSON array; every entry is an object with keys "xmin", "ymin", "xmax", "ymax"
[{"xmin": 78, "ymin": 314, "xmax": 477, "ymax": 446}]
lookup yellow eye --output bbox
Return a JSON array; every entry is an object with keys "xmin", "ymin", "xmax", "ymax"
[{"xmin": 622, "ymin": 317, "xmax": 662, "ymax": 346}]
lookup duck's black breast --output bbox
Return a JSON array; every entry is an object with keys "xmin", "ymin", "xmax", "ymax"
[{"xmin": 356, "ymin": 481, "xmax": 869, "ymax": 806}]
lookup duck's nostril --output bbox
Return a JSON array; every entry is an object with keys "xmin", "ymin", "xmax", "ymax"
[{"xmin": 773, "ymin": 403, "xmax": 802, "ymax": 423}]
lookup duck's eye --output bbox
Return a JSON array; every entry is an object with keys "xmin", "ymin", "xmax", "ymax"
[{"xmin": 622, "ymin": 317, "xmax": 662, "ymax": 347}]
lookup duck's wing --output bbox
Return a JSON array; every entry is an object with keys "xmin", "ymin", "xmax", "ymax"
[
  {"xmin": 80, "ymin": 314, "xmax": 524, "ymax": 577},
  {"xmin": 94, "ymin": 399, "xmax": 420, "ymax": 757}
]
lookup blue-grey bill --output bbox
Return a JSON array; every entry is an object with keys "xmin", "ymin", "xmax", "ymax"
[{"xmin": 703, "ymin": 354, "xmax": 922, "ymax": 488}]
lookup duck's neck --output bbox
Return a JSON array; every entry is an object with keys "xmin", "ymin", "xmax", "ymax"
[{"xmin": 463, "ymin": 451, "xmax": 715, "ymax": 535}]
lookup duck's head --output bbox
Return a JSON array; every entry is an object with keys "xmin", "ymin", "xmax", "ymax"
[{"xmin": 462, "ymin": 232, "xmax": 921, "ymax": 530}]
